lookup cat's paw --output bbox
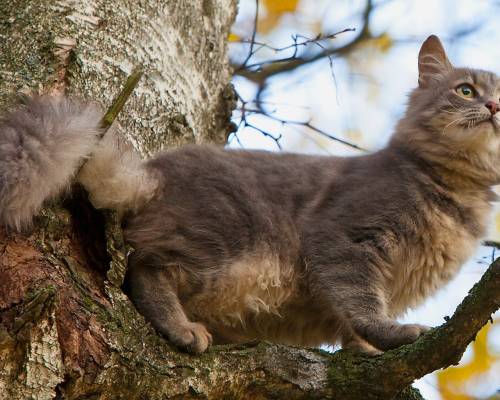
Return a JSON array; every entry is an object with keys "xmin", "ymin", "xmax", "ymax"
[
  {"xmin": 378, "ymin": 323, "xmax": 430, "ymax": 350},
  {"xmin": 351, "ymin": 319, "xmax": 430, "ymax": 351},
  {"xmin": 169, "ymin": 321, "xmax": 213, "ymax": 354},
  {"xmin": 396, "ymin": 323, "xmax": 429, "ymax": 343}
]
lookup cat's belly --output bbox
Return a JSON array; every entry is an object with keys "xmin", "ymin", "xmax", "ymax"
[{"xmin": 181, "ymin": 251, "xmax": 342, "ymax": 347}]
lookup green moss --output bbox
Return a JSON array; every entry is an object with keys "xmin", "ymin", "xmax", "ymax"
[
  {"xmin": 13, "ymin": 285, "xmax": 57, "ymax": 333},
  {"xmin": 394, "ymin": 387, "xmax": 425, "ymax": 400}
]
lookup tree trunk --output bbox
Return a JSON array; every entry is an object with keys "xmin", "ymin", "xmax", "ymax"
[{"xmin": 1, "ymin": 1, "xmax": 499, "ymax": 399}]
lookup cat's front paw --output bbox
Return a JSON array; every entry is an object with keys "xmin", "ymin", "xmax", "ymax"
[
  {"xmin": 378, "ymin": 323, "xmax": 430, "ymax": 350},
  {"xmin": 398, "ymin": 323, "xmax": 429, "ymax": 342},
  {"xmin": 351, "ymin": 318, "xmax": 430, "ymax": 351},
  {"xmin": 169, "ymin": 321, "xmax": 213, "ymax": 354}
]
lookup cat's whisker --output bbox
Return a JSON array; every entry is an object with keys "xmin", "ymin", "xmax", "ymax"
[
  {"xmin": 464, "ymin": 112, "xmax": 485, "ymax": 119},
  {"xmin": 442, "ymin": 117, "xmax": 467, "ymax": 135}
]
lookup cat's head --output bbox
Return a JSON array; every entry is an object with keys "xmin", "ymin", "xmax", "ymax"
[{"xmin": 392, "ymin": 35, "xmax": 500, "ymax": 185}]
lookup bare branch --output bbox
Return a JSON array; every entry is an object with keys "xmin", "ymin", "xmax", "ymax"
[
  {"xmin": 233, "ymin": 91, "xmax": 283, "ymax": 149},
  {"xmin": 233, "ymin": 0, "xmax": 374, "ymax": 84},
  {"xmin": 235, "ymin": 104, "xmax": 366, "ymax": 151},
  {"xmin": 327, "ymin": 257, "xmax": 500, "ymax": 399},
  {"xmin": 235, "ymin": 28, "xmax": 356, "ymax": 71},
  {"xmin": 238, "ymin": 0, "xmax": 260, "ymax": 70},
  {"xmin": 100, "ymin": 68, "xmax": 143, "ymax": 134},
  {"xmin": 483, "ymin": 240, "xmax": 500, "ymax": 249}
]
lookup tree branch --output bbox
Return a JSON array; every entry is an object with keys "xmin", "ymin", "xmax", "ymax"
[
  {"xmin": 238, "ymin": 105, "xmax": 367, "ymax": 151},
  {"xmin": 327, "ymin": 257, "xmax": 500, "ymax": 399},
  {"xmin": 193, "ymin": 256, "xmax": 499, "ymax": 399},
  {"xmin": 100, "ymin": 68, "xmax": 143, "ymax": 133},
  {"xmin": 233, "ymin": 0, "xmax": 374, "ymax": 84},
  {"xmin": 237, "ymin": 0, "xmax": 260, "ymax": 70}
]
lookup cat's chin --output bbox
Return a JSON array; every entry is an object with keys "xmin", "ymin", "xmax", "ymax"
[
  {"xmin": 479, "ymin": 120, "xmax": 500, "ymax": 137},
  {"xmin": 490, "ymin": 118, "xmax": 500, "ymax": 132}
]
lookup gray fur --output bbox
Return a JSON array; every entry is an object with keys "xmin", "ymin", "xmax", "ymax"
[
  {"xmin": 1, "ymin": 36, "xmax": 499, "ymax": 354},
  {"xmin": 0, "ymin": 96, "xmax": 103, "ymax": 229}
]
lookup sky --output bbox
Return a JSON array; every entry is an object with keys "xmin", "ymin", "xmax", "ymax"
[{"xmin": 229, "ymin": 1, "xmax": 500, "ymax": 398}]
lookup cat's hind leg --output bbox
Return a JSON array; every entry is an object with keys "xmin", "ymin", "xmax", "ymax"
[{"xmin": 123, "ymin": 256, "xmax": 212, "ymax": 354}]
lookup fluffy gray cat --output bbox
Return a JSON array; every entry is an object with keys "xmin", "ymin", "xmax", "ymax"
[{"xmin": 0, "ymin": 36, "xmax": 499, "ymax": 354}]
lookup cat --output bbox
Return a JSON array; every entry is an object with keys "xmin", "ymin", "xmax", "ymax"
[{"xmin": 0, "ymin": 35, "xmax": 498, "ymax": 354}]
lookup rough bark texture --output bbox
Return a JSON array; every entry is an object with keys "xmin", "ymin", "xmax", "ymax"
[
  {"xmin": 0, "ymin": 1, "xmax": 499, "ymax": 399},
  {"xmin": 0, "ymin": 0, "xmax": 236, "ymax": 153}
]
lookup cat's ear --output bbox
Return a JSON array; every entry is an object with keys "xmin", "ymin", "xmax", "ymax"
[{"xmin": 418, "ymin": 35, "xmax": 453, "ymax": 87}]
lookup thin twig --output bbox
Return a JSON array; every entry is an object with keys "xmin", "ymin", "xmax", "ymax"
[
  {"xmin": 483, "ymin": 240, "xmax": 500, "ymax": 249},
  {"xmin": 100, "ymin": 68, "xmax": 143, "ymax": 135},
  {"xmin": 236, "ymin": 28, "xmax": 355, "ymax": 56},
  {"xmin": 234, "ymin": 91, "xmax": 282, "ymax": 149},
  {"xmin": 239, "ymin": 106, "xmax": 366, "ymax": 151},
  {"xmin": 77, "ymin": 69, "xmax": 142, "ymax": 174},
  {"xmin": 234, "ymin": 0, "xmax": 373, "ymax": 83},
  {"xmin": 237, "ymin": 0, "xmax": 260, "ymax": 71}
]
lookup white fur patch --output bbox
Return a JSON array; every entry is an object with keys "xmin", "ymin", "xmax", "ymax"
[{"xmin": 77, "ymin": 130, "xmax": 159, "ymax": 215}]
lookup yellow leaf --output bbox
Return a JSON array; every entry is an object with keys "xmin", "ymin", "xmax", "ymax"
[
  {"xmin": 258, "ymin": 0, "xmax": 301, "ymax": 34},
  {"xmin": 228, "ymin": 32, "xmax": 241, "ymax": 42},
  {"xmin": 344, "ymin": 129, "xmax": 363, "ymax": 143},
  {"xmin": 372, "ymin": 32, "xmax": 393, "ymax": 53},
  {"xmin": 262, "ymin": 0, "xmax": 300, "ymax": 14},
  {"xmin": 258, "ymin": 13, "xmax": 282, "ymax": 34},
  {"xmin": 437, "ymin": 322, "xmax": 498, "ymax": 399}
]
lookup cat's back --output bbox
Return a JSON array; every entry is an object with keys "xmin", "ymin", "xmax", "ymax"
[
  {"xmin": 147, "ymin": 144, "xmax": 343, "ymax": 196},
  {"xmin": 142, "ymin": 144, "xmax": 350, "ymax": 230}
]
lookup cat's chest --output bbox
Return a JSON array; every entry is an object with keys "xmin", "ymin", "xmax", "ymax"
[{"xmin": 388, "ymin": 205, "xmax": 486, "ymax": 316}]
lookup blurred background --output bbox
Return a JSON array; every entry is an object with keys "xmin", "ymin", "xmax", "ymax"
[{"xmin": 227, "ymin": 1, "xmax": 500, "ymax": 399}]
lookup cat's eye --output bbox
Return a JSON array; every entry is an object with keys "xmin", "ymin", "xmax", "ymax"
[{"xmin": 455, "ymin": 84, "xmax": 476, "ymax": 99}]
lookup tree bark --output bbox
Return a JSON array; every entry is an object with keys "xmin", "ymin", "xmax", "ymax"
[
  {"xmin": 0, "ymin": 1, "xmax": 499, "ymax": 400},
  {"xmin": 0, "ymin": 0, "xmax": 236, "ymax": 152}
]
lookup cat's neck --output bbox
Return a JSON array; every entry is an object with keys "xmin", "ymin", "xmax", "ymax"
[{"xmin": 389, "ymin": 122, "xmax": 500, "ymax": 194}]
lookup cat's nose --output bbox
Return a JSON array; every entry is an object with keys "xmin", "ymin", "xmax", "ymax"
[{"xmin": 485, "ymin": 101, "xmax": 498, "ymax": 115}]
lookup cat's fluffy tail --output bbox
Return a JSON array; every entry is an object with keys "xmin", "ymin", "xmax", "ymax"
[
  {"xmin": 0, "ymin": 96, "xmax": 104, "ymax": 229},
  {"xmin": 0, "ymin": 95, "xmax": 159, "ymax": 230}
]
